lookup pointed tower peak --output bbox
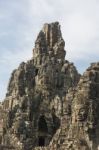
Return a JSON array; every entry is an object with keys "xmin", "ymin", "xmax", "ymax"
[
  {"xmin": 42, "ymin": 22, "xmax": 63, "ymax": 47},
  {"xmin": 33, "ymin": 22, "xmax": 66, "ymax": 66}
]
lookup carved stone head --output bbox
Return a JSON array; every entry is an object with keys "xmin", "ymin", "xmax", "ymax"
[
  {"xmin": 75, "ymin": 104, "xmax": 88, "ymax": 122},
  {"xmin": 72, "ymin": 92, "xmax": 89, "ymax": 123}
]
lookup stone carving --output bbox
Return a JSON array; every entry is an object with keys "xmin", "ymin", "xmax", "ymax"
[
  {"xmin": 47, "ymin": 62, "xmax": 99, "ymax": 150},
  {"xmin": 0, "ymin": 22, "xmax": 98, "ymax": 150},
  {"xmin": 0, "ymin": 22, "xmax": 80, "ymax": 150}
]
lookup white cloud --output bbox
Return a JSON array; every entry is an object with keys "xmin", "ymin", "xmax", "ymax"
[{"xmin": 0, "ymin": 0, "xmax": 99, "ymax": 100}]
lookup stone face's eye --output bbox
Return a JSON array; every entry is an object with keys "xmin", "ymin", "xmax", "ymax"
[{"xmin": 79, "ymin": 108, "xmax": 85, "ymax": 114}]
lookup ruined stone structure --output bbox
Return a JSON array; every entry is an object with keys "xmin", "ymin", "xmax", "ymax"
[
  {"xmin": 0, "ymin": 22, "xmax": 99, "ymax": 150},
  {"xmin": 47, "ymin": 62, "xmax": 99, "ymax": 150}
]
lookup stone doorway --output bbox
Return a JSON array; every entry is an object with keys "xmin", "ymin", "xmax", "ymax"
[
  {"xmin": 38, "ymin": 115, "xmax": 48, "ymax": 133},
  {"xmin": 38, "ymin": 115, "xmax": 48, "ymax": 146},
  {"xmin": 38, "ymin": 136, "xmax": 45, "ymax": 146}
]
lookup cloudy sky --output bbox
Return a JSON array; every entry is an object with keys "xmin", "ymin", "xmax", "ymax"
[{"xmin": 0, "ymin": 0, "xmax": 99, "ymax": 100}]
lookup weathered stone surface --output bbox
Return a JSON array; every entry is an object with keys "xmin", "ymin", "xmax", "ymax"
[
  {"xmin": 47, "ymin": 62, "xmax": 99, "ymax": 150},
  {"xmin": 1, "ymin": 22, "xmax": 80, "ymax": 150},
  {"xmin": 1, "ymin": 22, "xmax": 99, "ymax": 150}
]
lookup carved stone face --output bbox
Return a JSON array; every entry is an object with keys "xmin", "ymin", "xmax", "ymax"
[
  {"xmin": 64, "ymin": 104, "xmax": 71, "ymax": 115},
  {"xmin": 75, "ymin": 105, "xmax": 88, "ymax": 122}
]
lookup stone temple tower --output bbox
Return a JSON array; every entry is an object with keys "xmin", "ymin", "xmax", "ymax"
[{"xmin": 2, "ymin": 22, "xmax": 80, "ymax": 150}]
